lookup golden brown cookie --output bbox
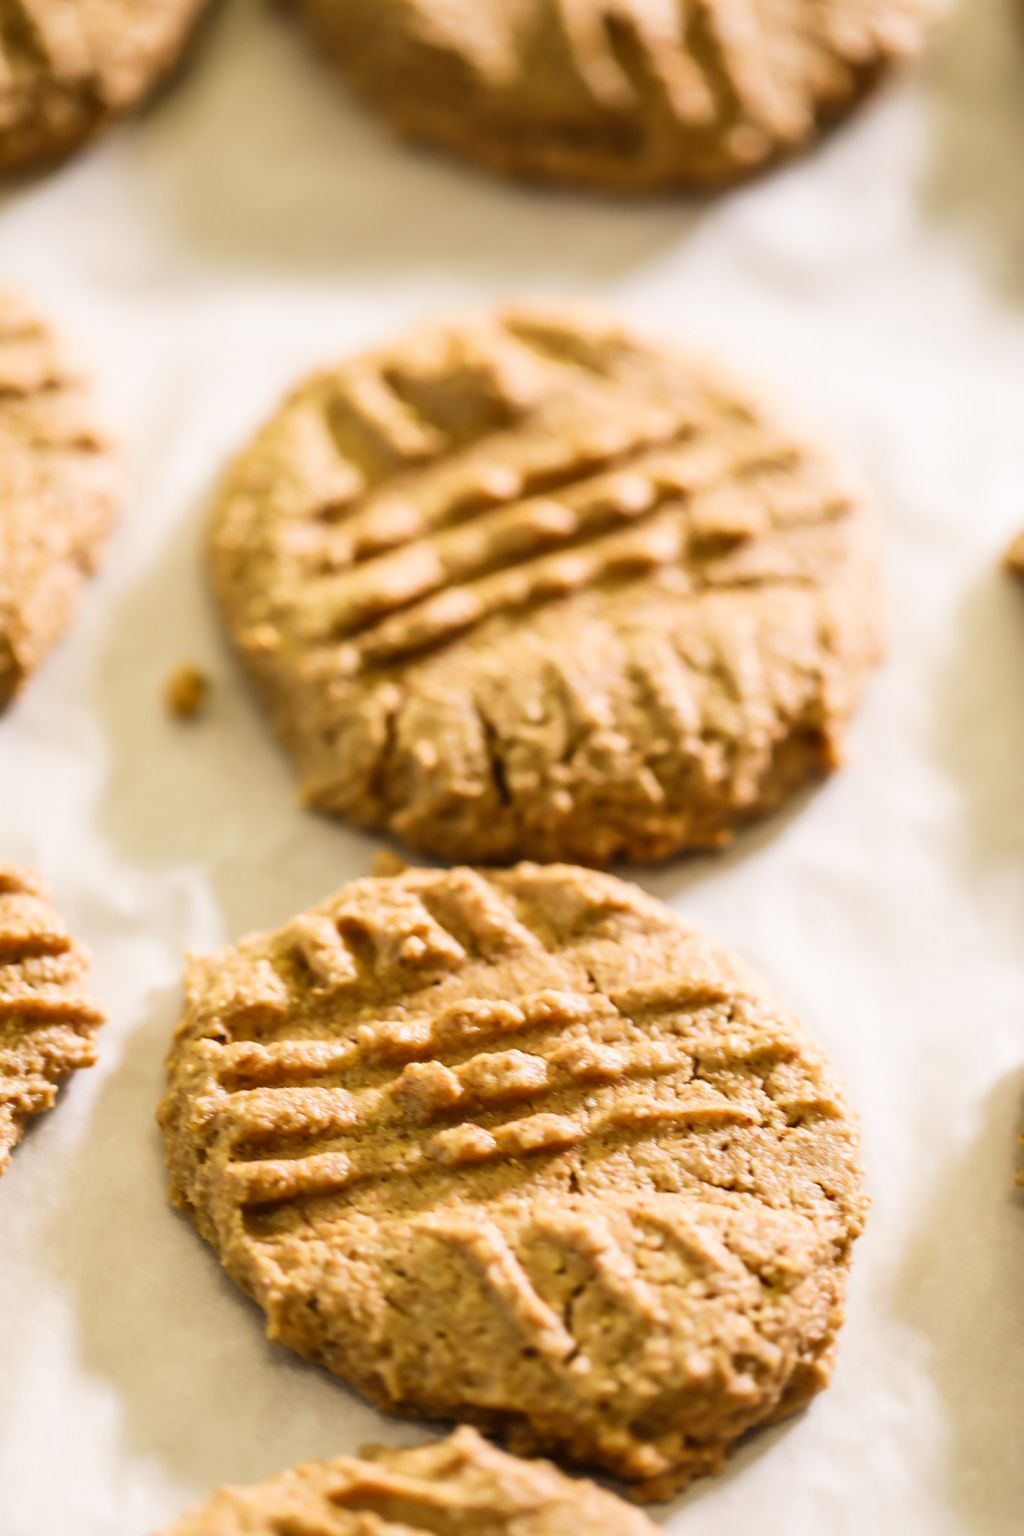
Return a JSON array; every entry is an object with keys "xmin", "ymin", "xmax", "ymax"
[
  {"xmin": 157, "ymin": 1427, "xmax": 658, "ymax": 1535},
  {"xmin": 211, "ymin": 304, "xmax": 883, "ymax": 867},
  {"xmin": 0, "ymin": 863, "xmax": 104, "ymax": 1175},
  {"xmin": 0, "ymin": 288, "xmax": 120, "ymax": 710},
  {"xmin": 0, "ymin": 0, "xmax": 213, "ymax": 176},
  {"xmin": 1004, "ymin": 532, "xmax": 1024, "ymax": 577},
  {"xmin": 282, "ymin": 0, "xmax": 937, "ymax": 191},
  {"xmin": 159, "ymin": 862, "xmax": 867, "ymax": 1499}
]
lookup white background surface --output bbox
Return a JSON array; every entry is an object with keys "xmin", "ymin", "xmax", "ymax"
[{"xmin": 1, "ymin": 2, "xmax": 1023, "ymax": 1531}]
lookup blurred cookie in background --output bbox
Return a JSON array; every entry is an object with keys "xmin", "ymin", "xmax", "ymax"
[
  {"xmin": 1003, "ymin": 531, "xmax": 1024, "ymax": 577},
  {"xmin": 0, "ymin": 0, "xmax": 215, "ymax": 176},
  {"xmin": 282, "ymin": 0, "xmax": 940, "ymax": 191}
]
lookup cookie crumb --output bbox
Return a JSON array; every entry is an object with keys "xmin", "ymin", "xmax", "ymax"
[{"xmin": 166, "ymin": 666, "xmax": 210, "ymax": 720}]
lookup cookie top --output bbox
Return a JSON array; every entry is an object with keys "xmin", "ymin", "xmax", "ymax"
[
  {"xmin": 159, "ymin": 862, "xmax": 867, "ymax": 1498},
  {"xmin": 212, "ymin": 305, "xmax": 882, "ymax": 867},
  {"xmin": 158, "ymin": 1427, "xmax": 657, "ymax": 1535},
  {"xmin": 284, "ymin": 0, "xmax": 937, "ymax": 190},
  {"xmin": 0, "ymin": 863, "xmax": 104, "ymax": 1175},
  {"xmin": 0, "ymin": 289, "xmax": 121, "ymax": 709},
  {"xmin": 0, "ymin": 0, "xmax": 210, "ymax": 175}
]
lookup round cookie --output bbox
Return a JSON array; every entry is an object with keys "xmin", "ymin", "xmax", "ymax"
[
  {"xmin": 159, "ymin": 862, "xmax": 867, "ymax": 1499},
  {"xmin": 0, "ymin": 288, "xmax": 120, "ymax": 710},
  {"xmin": 211, "ymin": 305, "xmax": 883, "ymax": 867},
  {"xmin": 282, "ymin": 0, "xmax": 937, "ymax": 191},
  {"xmin": 0, "ymin": 0, "xmax": 211, "ymax": 176},
  {"xmin": 0, "ymin": 863, "xmax": 104, "ymax": 1175},
  {"xmin": 157, "ymin": 1427, "xmax": 658, "ymax": 1535}
]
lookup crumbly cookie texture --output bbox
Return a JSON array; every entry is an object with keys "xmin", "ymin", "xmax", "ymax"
[
  {"xmin": 0, "ymin": 0, "xmax": 212, "ymax": 175},
  {"xmin": 157, "ymin": 1426, "xmax": 658, "ymax": 1535},
  {"xmin": 282, "ymin": 0, "xmax": 938, "ymax": 191},
  {"xmin": 0, "ymin": 863, "xmax": 104, "ymax": 1175},
  {"xmin": 159, "ymin": 862, "xmax": 867, "ymax": 1499},
  {"xmin": 211, "ymin": 304, "xmax": 883, "ymax": 867},
  {"xmin": 0, "ymin": 289, "xmax": 120, "ymax": 710}
]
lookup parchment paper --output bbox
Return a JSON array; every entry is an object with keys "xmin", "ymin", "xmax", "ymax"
[{"xmin": 1, "ymin": 2, "xmax": 1023, "ymax": 1531}]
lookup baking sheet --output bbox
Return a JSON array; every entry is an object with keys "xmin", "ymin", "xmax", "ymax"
[{"xmin": 2, "ymin": 1, "xmax": 1024, "ymax": 1531}]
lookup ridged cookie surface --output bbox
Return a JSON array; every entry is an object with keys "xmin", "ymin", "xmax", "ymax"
[
  {"xmin": 212, "ymin": 305, "xmax": 883, "ymax": 866},
  {"xmin": 0, "ymin": 863, "xmax": 104, "ymax": 1175},
  {"xmin": 283, "ymin": 0, "xmax": 938, "ymax": 190},
  {"xmin": 159, "ymin": 862, "xmax": 867, "ymax": 1499},
  {"xmin": 0, "ymin": 289, "xmax": 120, "ymax": 708},
  {"xmin": 0, "ymin": 0, "xmax": 211, "ymax": 175},
  {"xmin": 157, "ymin": 1427, "xmax": 657, "ymax": 1535}
]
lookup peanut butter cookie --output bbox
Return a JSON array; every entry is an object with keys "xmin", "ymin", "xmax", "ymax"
[
  {"xmin": 282, "ymin": 0, "xmax": 937, "ymax": 191},
  {"xmin": 0, "ymin": 863, "xmax": 104, "ymax": 1175},
  {"xmin": 0, "ymin": 288, "xmax": 120, "ymax": 709},
  {"xmin": 158, "ymin": 1427, "xmax": 658, "ymax": 1535},
  {"xmin": 0, "ymin": 0, "xmax": 212, "ymax": 176},
  {"xmin": 159, "ymin": 862, "xmax": 867, "ymax": 1499},
  {"xmin": 211, "ymin": 305, "xmax": 883, "ymax": 866},
  {"xmin": 1004, "ymin": 532, "xmax": 1024, "ymax": 577}
]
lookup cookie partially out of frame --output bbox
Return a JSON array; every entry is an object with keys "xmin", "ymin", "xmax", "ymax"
[
  {"xmin": 211, "ymin": 304, "xmax": 883, "ymax": 867},
  {"xmin": 159, "ymin": 862, "xmax": 867, "ymax": 1499},
  {"xmin": 157, "ymin": 1427, "xmax": 658, "ymax": 1535},
  {"xmin": 0, "ymin": 0, "xmax": 213, "ymax": 176},
  {"xmin": 283, "ymin": 0, "xmax": 938, "ymax": 191},
  {"xmin": 0, "ymin": 863, "xmax": 104, "ymax": 1175},
  {"xmin": 1004, "ymin": 532, "xmax": 1024, "ymax": 577},
  {"xmin": 0, "ymin": 288, "xmax": 120, "ymax": 710}
]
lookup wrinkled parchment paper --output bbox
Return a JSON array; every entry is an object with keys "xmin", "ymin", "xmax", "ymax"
[{"xmin": 2, "ymin": 2, "xmax": 1024, "ymax": 1531}]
